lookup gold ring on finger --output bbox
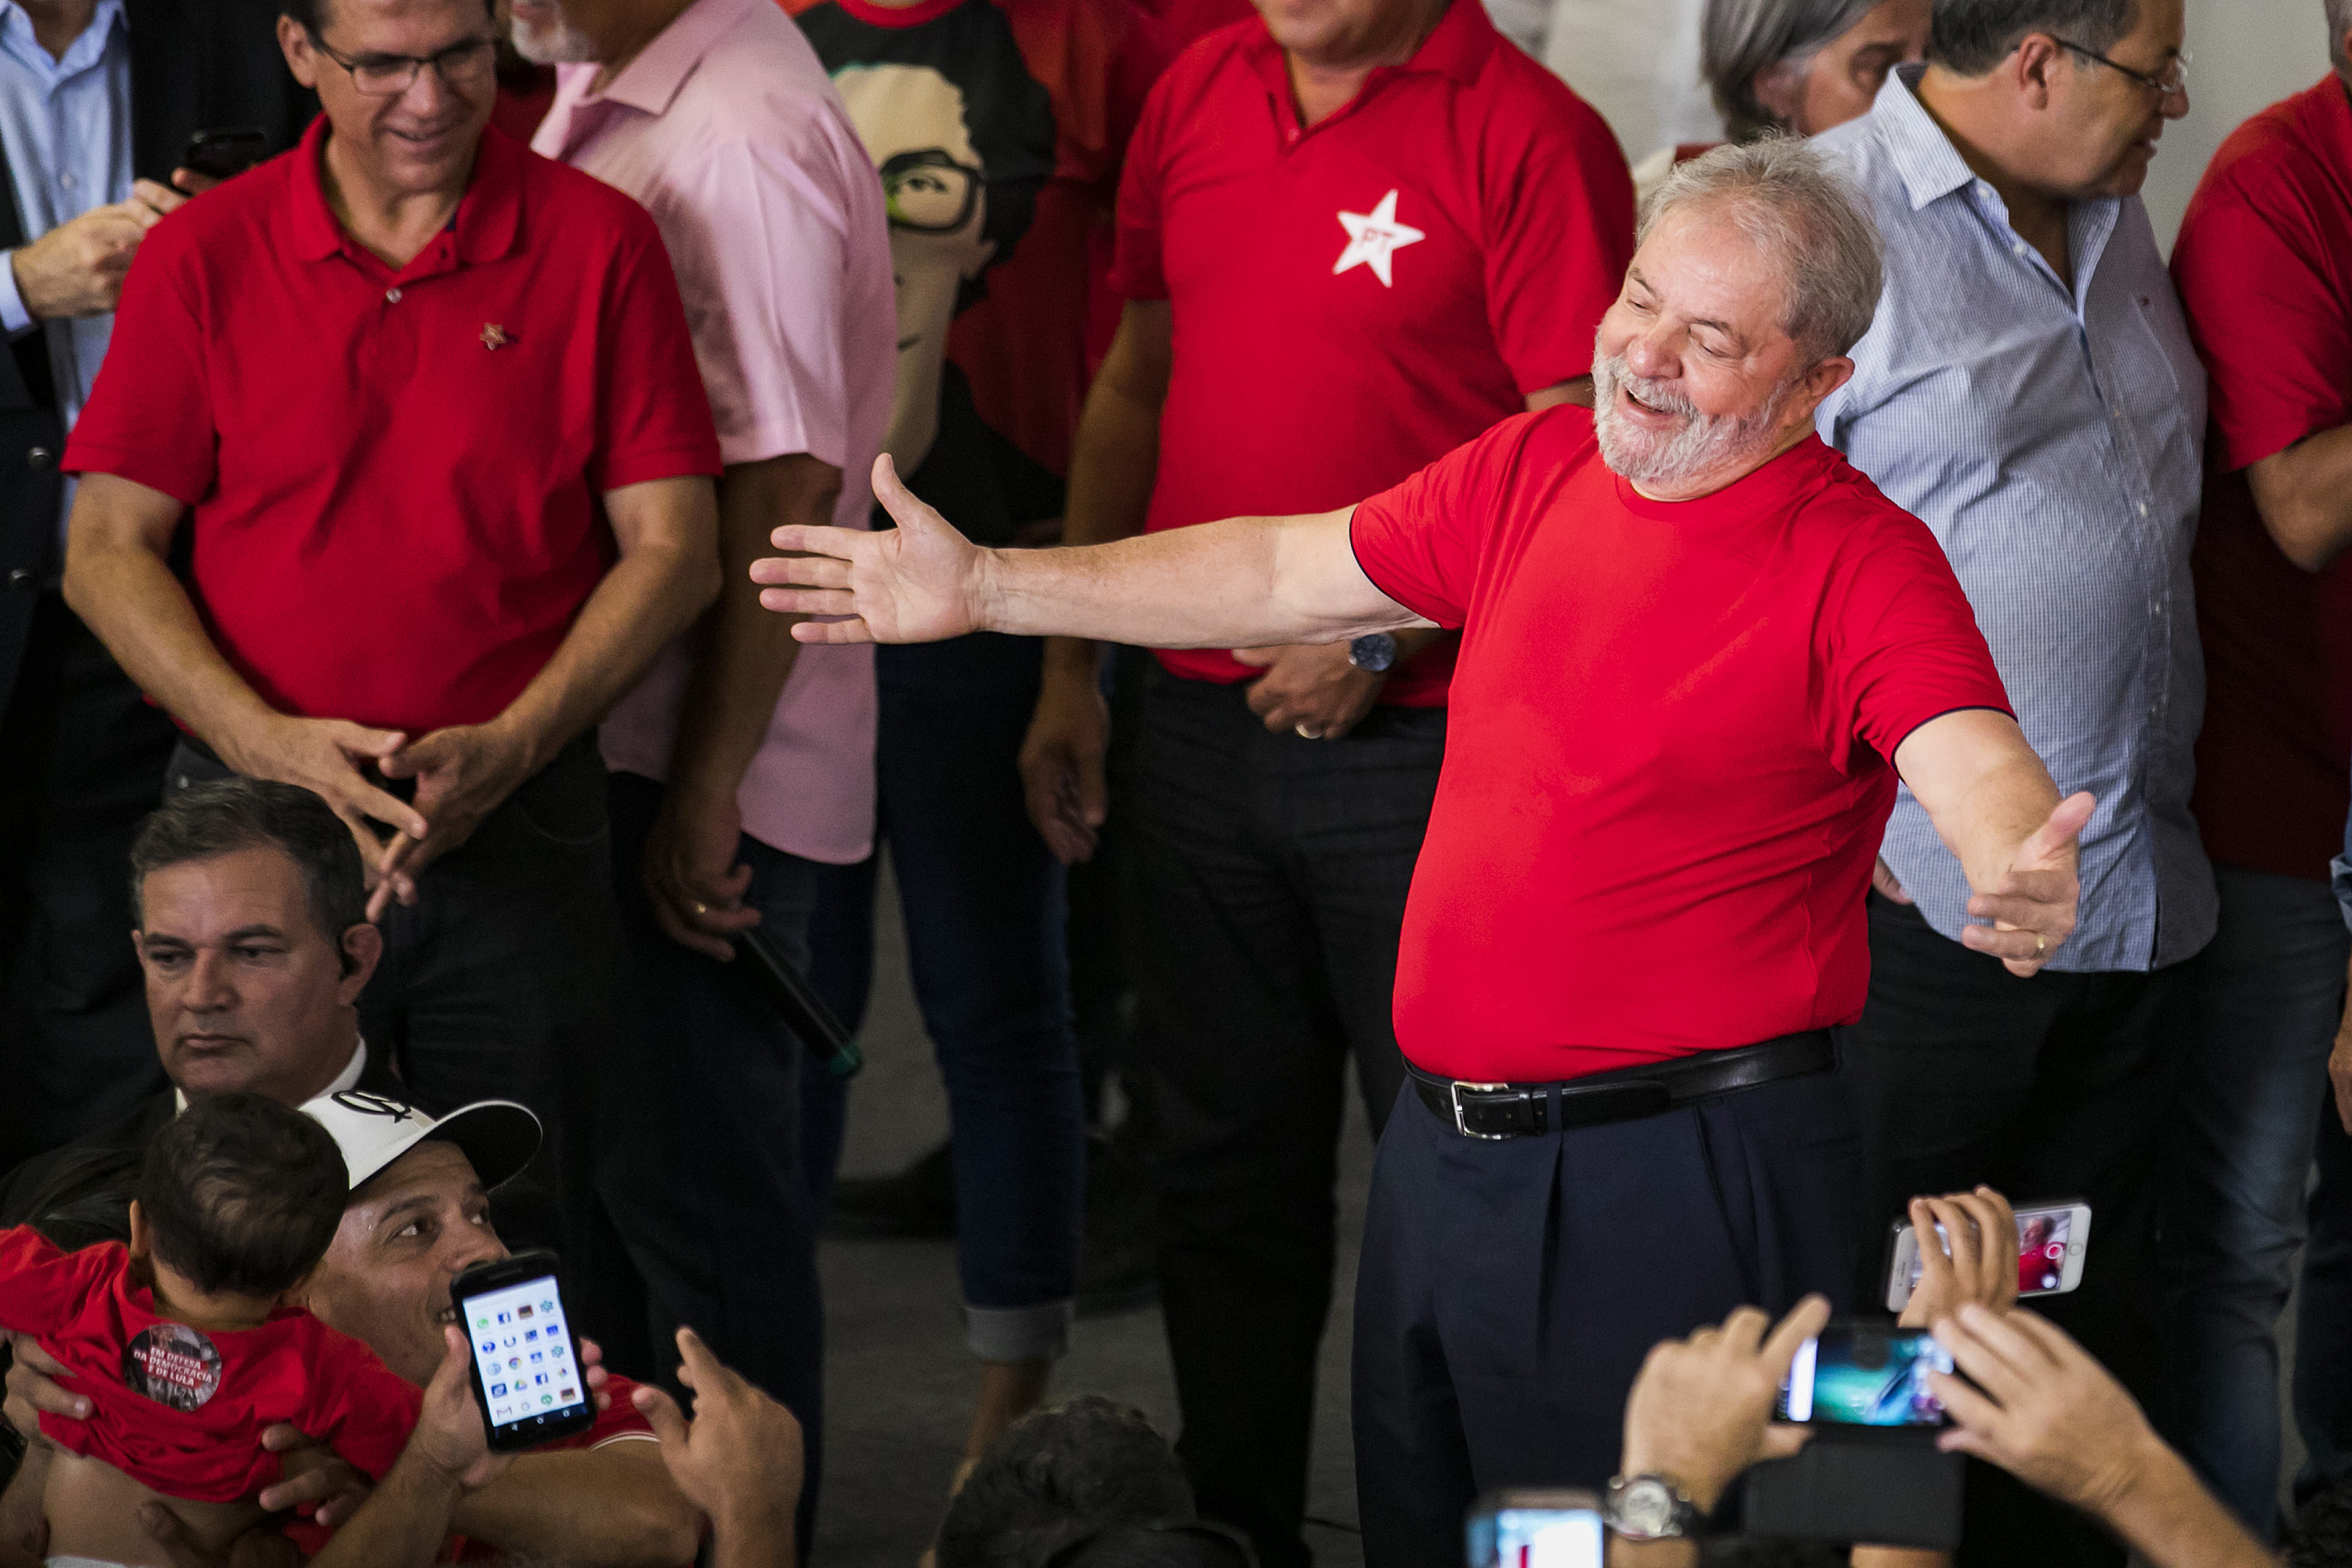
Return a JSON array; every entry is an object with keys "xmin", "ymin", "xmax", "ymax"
[
  {"xmin": 2034, "ymin": 934, "xmax": 2047, "ymax": 958},
  {"xmin": 691, "ymin": 901, "xmax": 710, "ymax": 916}
]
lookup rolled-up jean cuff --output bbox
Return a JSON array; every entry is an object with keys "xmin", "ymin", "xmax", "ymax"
[{"xmin": 966, "ymin": 1299, "xmax": 1073, "ymax": 1363}]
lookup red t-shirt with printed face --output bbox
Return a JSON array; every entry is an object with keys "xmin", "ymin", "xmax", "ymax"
[
  {"xmin": 0, "ymin": 1228, "xmax": 420, "ymax": 1503},
  {"xmin": 1111, "ymin": 0, "xmax": 1634, "ymax": 706},
  {"xmin": 62, "ymin": 116, "xmax": 722, "ymax": 738},
  {"xmin": 1348, "ymin": 411, "xmax": 2012, "ymax": 1082},
  {"xmin": 2172, "ymin": 76, "xmax": 2352, "ymax": 883}
]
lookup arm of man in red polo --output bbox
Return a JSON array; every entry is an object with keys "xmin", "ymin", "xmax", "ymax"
[{"xmin": 2171, "ymin": 86, "xmax": 2352, "ymax": 572}]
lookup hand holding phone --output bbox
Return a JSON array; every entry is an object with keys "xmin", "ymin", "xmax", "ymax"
[
  {"xmin": 450, "ymin": 1250, "xmax": 597, "ymax": 1452},
  {"xmin": 1886, "ymin": 1198, "xmax": 2090, "ymax": 1313},
  {"xmin": 179, "ymin": 128, "xmax": 268, "ymax": 183}
]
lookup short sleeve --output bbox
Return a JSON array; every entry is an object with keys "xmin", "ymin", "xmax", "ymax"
[
  {"xmin": 0, "ymin": 1225, "xmax": 105, "ymax": 1332},
  {"xmin": 655, "ymin": 132, "xmax": 868, "ymax": 469},
  {"xmin": 590, "ymin": 211, "xmax": 725, "ymax": 493},
  {"xmin": 305, "ymin": 1327, "xmax": 425, "ymax": 1481},
  {"xmin": 1817, "ymin": 506, "xmax": 2013, "ymax": 773},
  {"xmin": 1107, "ymin": 67, "xmax": 1174, "ymax": 302},
  {"xmin": 1479, "ymin": 82, "xmax": 1635, "ymax": 395},
  {"xmin": 1347, "ymin": 409, "xmax": 1546, "ymax": 628},
  {"xmin": 62, "ymin": 227, "xmax": 217, "ymax": 502},
  {"xmin": 2172, "ymin": 160, "xmax": 2352, "ymax": 474}
]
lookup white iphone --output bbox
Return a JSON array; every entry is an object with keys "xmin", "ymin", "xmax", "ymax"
[{"xmin": 1884, "ymin": 1200, "xmax": 2091, "ymax": 1312}]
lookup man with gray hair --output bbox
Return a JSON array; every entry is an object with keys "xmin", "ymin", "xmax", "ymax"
[
  {"xmin": 1811, "ymin": 2, "xmax": 2200, "ymax": 1560},
  {"xmin": 746, "ymin": 138, "xmax": 2096, "ymax": 1565}
]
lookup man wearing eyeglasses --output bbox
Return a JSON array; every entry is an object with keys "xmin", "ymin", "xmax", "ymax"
[
  {"xmin": 56, "ymin": 0, "xmax": 724, "ymax": 1310},
  {"xmin": 1811, "ymin": 2, "xmax": 2203, "ymax": 1564}
]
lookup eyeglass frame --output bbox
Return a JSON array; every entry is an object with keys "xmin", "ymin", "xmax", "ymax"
[
  {"xmin": 303, "ymin": 28, "xmax": 500, "ymax": 97},
  {"xmin": 877, "ymin": 147, "xmax": 986, "ymax": 235},
  {"xmin": 2048, "ymin": 37, "xmax": 2190, "ymax": 99}
]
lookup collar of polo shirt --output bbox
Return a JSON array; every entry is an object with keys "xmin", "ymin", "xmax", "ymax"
[{"xmin": 285, "ymin": 111, "xmax": 523, "ymax": 273}]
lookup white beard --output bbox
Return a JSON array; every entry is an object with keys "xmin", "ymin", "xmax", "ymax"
[
  {"xmin": 1591, "ymin": 350, "xmax": 1788, "ymax": 491},
  {"xmin": 510, "ymin": 7, "xmax": 597, "ymax": 64}
]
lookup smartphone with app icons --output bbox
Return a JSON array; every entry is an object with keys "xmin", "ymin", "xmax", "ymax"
[{"xmin": 452, "ymin": 1249, "xmax": 593, "ymax": 1452}]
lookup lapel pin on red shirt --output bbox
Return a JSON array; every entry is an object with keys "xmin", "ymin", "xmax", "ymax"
[{"xmin": 480, "ymin": 323, "xmax": 511, "ymax": 350}]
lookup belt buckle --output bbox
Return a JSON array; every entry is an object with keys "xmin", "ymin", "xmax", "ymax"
[{"xmin": 1449, "ymin": 1080, "xmax": 1515, "ymax": 1140}]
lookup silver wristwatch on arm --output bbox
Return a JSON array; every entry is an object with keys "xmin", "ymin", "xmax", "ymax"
[
  {"xmin": 1603, "ymin": 1474, "xmax": 1704, "ymax": 1541},
  {"xmin": 1347, "ymin": 632, "xmax": 1398, "ymax": 673}
]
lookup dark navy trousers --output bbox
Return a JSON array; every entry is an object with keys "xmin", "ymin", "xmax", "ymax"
[{"xmin": 1352, "ymin": 1065, "xmax": 1863, "ymax": 1566}]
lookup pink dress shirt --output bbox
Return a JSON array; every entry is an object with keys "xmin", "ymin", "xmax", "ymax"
[{"xmin": 538, "ymin": 0, "xmax": 896, "ymax": 864}]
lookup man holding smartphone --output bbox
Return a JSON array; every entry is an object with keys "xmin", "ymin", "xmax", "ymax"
[
  {"xmin": 0, "ymin": 0, "xmax": 313, "ymax": 1177},
  {"xmin": 752, "ymin": 140, "xmax": 2090, "ymax": 1563}
]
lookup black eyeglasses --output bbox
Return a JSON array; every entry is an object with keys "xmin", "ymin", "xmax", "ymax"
[
  {"xmin": 2050, "ymin": 38, "xmax": 2190, "ymax": 98},
  {"xmin": 306, "ymin": 30, "xmax": 499, "ymax": 96},
  {"xmin": 878, "ymin": 147, "xmax": 985, "ymax": 234}
]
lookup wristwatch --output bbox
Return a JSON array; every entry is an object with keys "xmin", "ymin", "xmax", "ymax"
[
  {"xmin": 1347, "ymin": 632, "xmax": 1399, "ymax": 673},
  {"xmin": 1603, "ymin": 1474, "xmax": 1704, "ymax": 1541}
]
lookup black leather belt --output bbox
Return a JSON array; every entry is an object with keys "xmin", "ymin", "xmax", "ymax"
[{"xmin": 1408, "ymin": 1030, "xmax": 1836, "ymax": 1141}]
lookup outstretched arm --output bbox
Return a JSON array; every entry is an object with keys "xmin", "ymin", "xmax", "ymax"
[
  {"xmin": 752, "ymin": 455, "xmax": 1428, "ymax": 651},
  {"xmin": 1893, "ymin": 710, "xmax": 2092, "ymax": 978}
]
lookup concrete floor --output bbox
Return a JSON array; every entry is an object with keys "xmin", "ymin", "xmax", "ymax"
[{"xmin": 809, "ymin": 870, "xmax": 1374, "ymax": 1566}]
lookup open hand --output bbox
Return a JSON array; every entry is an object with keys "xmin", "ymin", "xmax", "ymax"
[
  {"xmin": 1898, "ymin": 1187, "xmax": 2020, "ymax": 1328},
  {"xmin": 753, "ymin": 454, "xmax": 990, "ymax": 644},
  {"xmin": 632, "ymin": 1326, "xmax": 804, "ymax": 1537},
  {"xmin": 408, "ymin": 1326, "xmax": 509, "ymax": 1494},
  {"xmin": 1963, "ymin": 792, "xmax": 2093, "ymax": 977},
  {"xmin": 1928, "ymin": 1305, "xmax": 2158, "ymax": 1516},
  {"xmin": 1619, "ymin": 1295, "xmax": 1830, "ymax": 1514},
  {"xmin": 1233, "ymin": 643, "xmax": 1384, "ymax": 740}
]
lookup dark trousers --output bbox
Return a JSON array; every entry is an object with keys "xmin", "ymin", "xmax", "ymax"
[
  {"xmin": 1353, "ymin": 1069, "xmax": 1862, "ymax": 1566},
  {"xmin": 165, "ymin": 734, "xmax": 628, "ymax": 1261},
  {"xmin": 1847, "ymin": 893, "xmax": 2193, "ymax": 1566},
  {"xmin": 800, "ymin": 634, "xmax": 1085, "ymax": 1354},
  {"xmin": 2160, "ymin": 866, "xmax": 2350, "ymax": 1538},
  {"xmin": 2299, "ymin": 1099, "xmax": 2352, "ymax": 1508},
  {"xmin": 0, "ymin": 593, "xmax": 176, "ymax": 1169},
  {"xmin": 599, "ymin": 771, "xmax": 826, "ymax": 1553},
  {"xmin": 1130, "ymin": 668, "xmax": 1443, "ymax": 1568}
]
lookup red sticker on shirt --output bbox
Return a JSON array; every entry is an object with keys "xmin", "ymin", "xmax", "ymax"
[{"xmin": 122, "ymin": 1323, "xmax": 223, "ymax": 1411}]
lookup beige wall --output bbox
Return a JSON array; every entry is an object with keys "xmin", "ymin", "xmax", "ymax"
[{"xmin": 2142, "ymin": 0, "xmax": 2336, "ymax": 251}]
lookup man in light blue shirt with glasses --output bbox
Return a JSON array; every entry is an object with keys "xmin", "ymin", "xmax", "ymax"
[{"xmin": 1814, "ymin": 2, "xmax": 2203, "ymax": 1563}]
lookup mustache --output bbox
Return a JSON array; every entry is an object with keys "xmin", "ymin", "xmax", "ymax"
[{"xmin": 1602, "ymin": 362, "xmax": 1703, "ymax": 419}]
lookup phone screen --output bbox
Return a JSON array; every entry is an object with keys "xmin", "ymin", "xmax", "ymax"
[
  {"xmin": 1467, "ymin": 1507, "xmax": 1602, "ymax": 1568},
  {"xmin": 1900, "ymin": 1207, "xmax": 2078, "ymax": 1298},
  {"xmin": 1780, "ymin": 1328, "xmax": 1954, "ymax": 1426},
  {"xmin": 461, "ymin": 1272, "xmax": 588, "ymax": 1439}
]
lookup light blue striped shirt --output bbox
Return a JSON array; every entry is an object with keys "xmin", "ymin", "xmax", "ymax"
[
  {"xmin": 0, "ymin": 0, "xmax": 131, "ymax": 563},
  {"xmin": 1815, "ymin": 66, "xmax": 2213, "ymax": 973}
]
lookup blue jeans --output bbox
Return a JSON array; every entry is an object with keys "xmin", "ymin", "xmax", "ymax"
[
  {"xmin": 2161, "ymin": 864, "xmax": 2351, "ymax": 1538},
  {"xmin": 599, "ymin": 771, "xmax": 827, "ymax": 1552},
  {"xmin": 800, "ymin": 633, "xmax": 1084, "ymax": 1362}
]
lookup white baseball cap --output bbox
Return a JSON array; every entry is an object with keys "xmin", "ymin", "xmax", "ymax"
[{"xmin": 302, "ymin": 1090, "xmax": 542, "ymax": 1193}]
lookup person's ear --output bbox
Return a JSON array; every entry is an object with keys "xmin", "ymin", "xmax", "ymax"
[
  {"xmin": 2012, "ymin": 32, "xmax": 2063, "ymax": 111},
  {"xmin": 278, "ymin": 14, "xmax": 322, "ymax": 91},
  {"xmin": 127, "ymin": 1200, "xmax": 151, "ymax": 1261},
  {"xmin": 1782, "ymin": 354, "xmax": 1857, "ymax": 431},
  {"xmin": 1750, "ymin": 56, "xmax": 1806, "ymax": 129},
  {"xmin": 337, "ymin": 921, "xmax": 384, "ymax": 1003}
]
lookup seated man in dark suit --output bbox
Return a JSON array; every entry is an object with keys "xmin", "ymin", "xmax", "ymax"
[{"xmin": 0, "ymin": 777, "xmax": 403, "ymax": 1229}]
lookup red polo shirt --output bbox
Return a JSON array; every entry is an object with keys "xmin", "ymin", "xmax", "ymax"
[
  {"xmin": 1112, "ymin": 0, "xmax": 1632, "ymax": 706},
  {"xmin": 1351, "ymin": 411, "xmax": 2011, "ymax": 1082},
  {"xmin": 2173, "ymin": 76, "xmax": 2352, "ymax": 883},
  {"xmin": 65, "ymin": 118, "xmax": 721, "ymax": 737}
]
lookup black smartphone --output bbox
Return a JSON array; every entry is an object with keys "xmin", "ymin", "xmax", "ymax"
[
  {"xmin": 180, "ymin": 128, "xmax": 269, "ymax": 182},
  {"xmin": 1776, "ymin": 1321, "xmax": 1955, "ymax": 1428},
  {"xmin": 734, "ymin": 926, "xmax": 863, "ymax": 1079},
  {"xmin": 450, "ymin": 1249, "xmax": 596, "ymax": 1452}
]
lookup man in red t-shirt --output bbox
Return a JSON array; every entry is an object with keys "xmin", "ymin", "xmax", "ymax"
[
  {"xmin": 2164, "ymin": 15, "xmax": 2352, "ymax": 1537},
  {"xmin": 1009, "ymin": 0, "xmax": 1630, "ymax": 1549},
  {"xmin": 56, "ymin": 0, "xmax": 724, "ymax": 1280},
  {"xmin": 755, "ymin": 141, "xmax": 2092, "ymax": 1563}
]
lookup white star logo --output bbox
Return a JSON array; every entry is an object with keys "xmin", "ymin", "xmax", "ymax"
[{"xmin": 1332, "ymin": 189, "xmax": 1425, "ymax": 289}]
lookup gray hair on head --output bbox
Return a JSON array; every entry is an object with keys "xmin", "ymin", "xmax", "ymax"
[
  {"xmin": 2329, "ymin": 0, "xmax": 2352, "ymax": 71},
  {"xmin": 1639, "ymin": 136, "xmax": 1885, "ymax": 364},
  {"xmin": 1929, "ymin": 0, "xmax": 2136, "ymax": 76},
  {"xmin": 1702, "ymin": 0, "xmax": 1882, "ymax": 143}
]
